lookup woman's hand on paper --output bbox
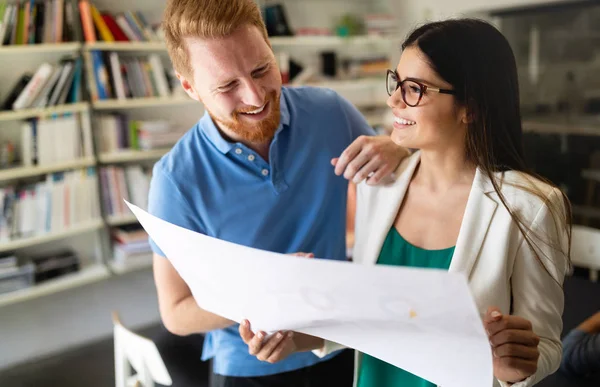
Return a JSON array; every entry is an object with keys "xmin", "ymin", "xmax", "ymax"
[
  {"xmin": 331, "ymin": 135, "xmax": 408, "ymax": 186},
  {"xmin": 239, "ymin": 320, "xmax": 297, "ymax": 363},
  {"xmin": 484, "ymin": 306, "xmax": 540, "ymax": 384}
]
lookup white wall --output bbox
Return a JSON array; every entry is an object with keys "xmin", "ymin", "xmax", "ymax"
[
  {"xmin": 386, "ymin": 0, "xmax": 581, "ymax": 39},
  {"xmin": 405, "ymin": 0, "xmax": 580, "ymax": 20}
]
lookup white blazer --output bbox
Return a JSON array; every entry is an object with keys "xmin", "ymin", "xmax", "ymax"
[{"xmin": 315, "ymin": 152, "xmax": 569, "ymax": 387}]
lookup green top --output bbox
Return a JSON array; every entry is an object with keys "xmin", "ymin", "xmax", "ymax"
[{"xmin": 357, "ymin": 227, "xmax": 455, "ymax": 387}]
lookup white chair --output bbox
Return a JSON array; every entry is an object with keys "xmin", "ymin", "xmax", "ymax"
[
  {"xmin": 113, "ymin": 311, "xmax": 173, "ymax": 387},
  {"xmin": 571, "ymin": 225, "xmax": 600, "ymax": 282}
]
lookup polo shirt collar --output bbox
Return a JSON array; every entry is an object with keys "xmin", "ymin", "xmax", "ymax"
[{"xmin": 200, "ymin": 90, "xmax": 291, "ymax": 154}]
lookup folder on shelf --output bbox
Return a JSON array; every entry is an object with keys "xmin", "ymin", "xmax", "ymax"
[{"xmin": 90, "ymin": 3, "xmax": 114, "ymax": 42}]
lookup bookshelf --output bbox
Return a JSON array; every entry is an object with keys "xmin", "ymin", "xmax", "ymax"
[
  {"xmin": 109, "ymin": 254, "xmax": 153, "ymax": 274},
  {"xmin": 107, "ymin": 213, "xmax": 137, "ymax": 227},
  {"xmin": 84, "ymin": 41, "xmax": 167, "ymax": 51},
  {"xmin": 0, "ymin": 0, "xmax": 396, "ymax": 308},
  {"xmin": 98, "ymin": 148, "xmax": 169, "ymax": 164},
  {"xmin": 81, "ymin": 35, "xmax": 395, "ymax": 51},
  {"xmin": 0, "ymin": 157, "xmax": 96, "ymax": 182},
  {"xmin": 93, "ymin": 97, "xmax": 196, "ymax": 110},
  {"xmin": 0, "ymin": 264, "xmax": 110, "ymax": 307},
  {"xmin": 0, "ymin": 43, "xmax": 82, "ymax": 55},
  {"xmin": 0, "ymin": 102, "xmax": 89, "ymax": 122},
  {"xmin": 269, "ymin": 35, "xmax": 394, "ymax": 46},
  {"xmin": 0, "ymin": 219, "xmax": 104, "ymax": 254}
]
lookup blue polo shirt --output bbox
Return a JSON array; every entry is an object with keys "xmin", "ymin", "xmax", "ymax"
[{"xmin": 148, "ymin": 86, "xmax": 375, "ymax": 377}]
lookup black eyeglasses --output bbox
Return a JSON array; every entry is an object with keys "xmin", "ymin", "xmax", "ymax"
[{"xmin": 386, "ymin": 70, "xmax": 456, "ymax": 107}]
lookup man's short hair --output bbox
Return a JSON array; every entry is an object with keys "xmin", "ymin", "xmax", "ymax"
[{"xmin": 162, "ymin": 0, "xmax": 270, "ymax": 80}]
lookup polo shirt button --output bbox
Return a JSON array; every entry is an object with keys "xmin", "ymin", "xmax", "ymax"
[
  {"xmin": 248, "ymin": 155, "xmax": 255, "ymax": 162},
  {"xmin": 235, "ymin": 148, "xmax": 242, "ymax": 155},
  {"xmin": 261, "ymin": 169, "xmax": 269, "ymax": 176}
]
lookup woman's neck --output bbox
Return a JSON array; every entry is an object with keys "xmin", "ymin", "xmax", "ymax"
[{"xmin": 414, "ymin": 148, "xmax": 476, "ymax": 193}]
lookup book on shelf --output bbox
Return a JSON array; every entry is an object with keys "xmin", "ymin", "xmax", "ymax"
[
  {"xmin": 100, "ymin": 164, "xmax": 150, "ymax": 218},
  {"xmin": 19, "ymin": 113, "xmax": 94, "ymax": 167},
  {"xmin": 87, "ymin": 51, "xmax": 176, "ymax": 101},
  {"xmin": 79, "ymin": 1, "xmax": 161, "ymax": 43},
  {"xmin": 363, "ymin": 14, "xmax": 399, "ymax": 36},
  {"xmin": 111, "ymin": 224, "xmax": 151, "ymax": 267},
  {"xmin": 0, "ymin": 250, "xmax": 81, "ymax": 295},
  {"xmin": 0, "ymin": 254, "xmax": 17, "ymax": 274},
  {"xmin": 1, "ymin": 57, "xmax": 84, "ymax": 111},
  {"xmin": 261, "ymin": 3, "xmax": 293, "ymax": 37},
  {"xmin": 0, "ymin": 260, "xmax": 34, "ymax": 294},
  {"xmin": 0, "ymin": 168, "xmax": 100, "ymax": 242},
  {"xmin": 96, "ymin": 114, "xmax": 186, "ymax": 153},
  {"xmin": 0, "ymin": 0, "xmax": 83, "ymax": 46},
  {"xmin": 0, "ymin": 1, "xmax": 163, "ymax": 46}
]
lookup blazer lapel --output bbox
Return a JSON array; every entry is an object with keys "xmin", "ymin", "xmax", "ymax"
[
  {"xmin": 449, "ymin": 168, "xmax": 498, "ymax": 279},
  {"xmin": 362, "ymin": 154, "xmax": 421, "ymax": 265}
]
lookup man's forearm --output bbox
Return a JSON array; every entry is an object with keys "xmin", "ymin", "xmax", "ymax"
[{"xmin": 163, "ymin": 295, "xmax": 234, "ymax": 335}]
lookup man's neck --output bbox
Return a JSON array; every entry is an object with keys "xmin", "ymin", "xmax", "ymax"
[
  {"xmin": 215, "ymin": 122, "xmax": 272, "ymax": 162},
  {"xmin": 251, "ymin": 142, "xmax": 271, "ymax": 162}
]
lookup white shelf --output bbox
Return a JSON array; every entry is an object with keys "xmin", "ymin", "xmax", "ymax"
[
  {"xmin": 109, "ymin": 256, "xmax": 153, "ymax": 275},
  {"xmin": 84, "ymin": 41, "xmax": 167, "ymax": 52},
  {"xmin": 98, "ymin": 148, "xmax": 170, "ymax": 164},
  {"xmin": 107, "ymin": 214, "xmax": 138, "ymax": 227},
  {"xmin": 93, "ymin": 97, "xmax": 196, "ymax": 110},
  {"xmin": 0, "ymin": 103, "xmax": 89, "ymax": 122},
  {"xmin": 0, "ymin": 264, "xmax": 110, "ymax": 307},
  {"xmin": 297, "ymin": 78, "xmax": 388, "ymax": 109},
  {"xmin": 269, "ymin": 35, "xmax": 394, "ymax": 46},
  {"xmin": 0, "ymin": 220, "xmax": 104, "ymax": 253},
  {"xmin": 0, "ymin": 158, "xmax": 96, "ymax": 182},
  {"xmin": 0, "ymin": 42, "xmax": 82, "ymax": 55},
  {"xmin": 81, "ymin": 36, "xmax": 394, "ymax": 51}
]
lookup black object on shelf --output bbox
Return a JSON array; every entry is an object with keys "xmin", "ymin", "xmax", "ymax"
[
  {"xmin": 263, "ymin": 4, "xmax": 294, "ymax": 37},
  {"xmin": 289, "ymin": 58, "xmax": 303, "ymax": 82},
  {"xmin": 321, "ymin": 51, "xmax": 337, "ymax": 78},
  {"xmin": 32, "ymin": 250, "xmax": 80, "ymax": 283},
  {"xmin": 1, "ymin": 74, "xmax": 32, "ymax": 111}
]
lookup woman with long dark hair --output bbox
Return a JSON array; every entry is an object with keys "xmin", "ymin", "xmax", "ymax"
[{"xmin": 240, "ymin": 18, "xmax": 572, "ymax": 387}]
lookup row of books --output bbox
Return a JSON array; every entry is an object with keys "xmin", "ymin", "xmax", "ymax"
[
  {"xmin": 1, "ymin": 57, "xmax": 83, "ymax": 111},
  {"xmin": 0, "ymin": 250, "xmax": 81, "ymax": 294},
  {"xmin": 0, "ymin": 168, "xmax": 100, "ymax": 242},
  {"xmin": 111, "ymin": 224, "xmax": 151, "ymax": 268},
  {"xmin": 0, "ymin": 0, "xmax": 80, "ymax": 45},
  {"xmin": 79, "ymin": 1, "xmax": 161, "ymax": 43},
  {"xmin": 20, "ymin": 114, "xmax": 94, "ymax": 167},
  {"xmin": 87, "ymin": 51, "xmax": 175, "ymax": 101},
  {"xmin": 96, "ymin": 114, "xmax": 186, "ymax": 153},
  {"xmin": 100, "ymin": 165, "xmax": 150, "ymax": 218},
  {"xmin": 0, "ymin": 0, "xmax": 160, "ymax": 46}
]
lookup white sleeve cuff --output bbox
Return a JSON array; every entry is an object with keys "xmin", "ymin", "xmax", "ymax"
[
  {"xmin": 312, "ymin": 340, "xmax": 346, "ymax": 358},
  {"xmin": 497, "ymin": 374, "xmax": 535, "ymax": 387}
]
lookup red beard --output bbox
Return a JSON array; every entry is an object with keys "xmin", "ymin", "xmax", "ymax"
[{"xmin": 210, "ymin": 91, "xmax": 281, "ymax": 143}]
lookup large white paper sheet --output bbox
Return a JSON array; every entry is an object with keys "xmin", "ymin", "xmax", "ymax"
[{"xmin": 126, "ymin": 201, "xmax": 493, "ymax": 387}]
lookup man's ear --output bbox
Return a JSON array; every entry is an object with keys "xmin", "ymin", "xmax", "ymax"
[{"xmin": 176, "ymin": 72, "xmax": 201, "ymax": 102}]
